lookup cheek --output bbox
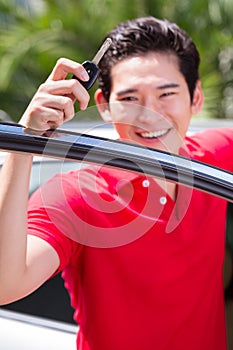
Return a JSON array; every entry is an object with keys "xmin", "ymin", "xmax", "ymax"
[
  {"xmin": 110, "ymin": 102, "xmax": 126, "ymax": 121},
  {"xmin": 110, "ymin": 102, "xmax": 143, "ymax": 123},
  {"xmin": 167, "ymin": 97, "xmax": 192, "ymax": 123}
]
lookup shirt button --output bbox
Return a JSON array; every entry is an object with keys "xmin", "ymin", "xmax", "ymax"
[
  {"xmin": 160, "ymin": 196, "xmax": 167, "ymax": 205},
  {"xmin": 142, "ymin": 179, "xmax": 150, "ymax": 188}
]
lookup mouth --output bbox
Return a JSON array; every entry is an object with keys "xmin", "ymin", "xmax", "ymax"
[{"xmin": 136, "ymin": 128, "xmax": 170, "ymax": 139}]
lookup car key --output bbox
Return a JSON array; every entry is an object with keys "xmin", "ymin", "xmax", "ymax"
[{"xmin": 73, "ymin": 37, "xmax": 112, "ymax": 90}]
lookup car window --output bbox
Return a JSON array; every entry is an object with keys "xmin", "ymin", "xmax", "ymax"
[{"xmin": 29, "ymin": 159, "xmax": 85, "ymax": 195}]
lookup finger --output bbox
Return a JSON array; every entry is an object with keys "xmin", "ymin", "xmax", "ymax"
[
  {"xmin": 20, "ymin": 93, "xmax": 75, "ymax": 130},
  {"xmin": 33, "ymin": 95, "xmax": 75, "ymax": 123},
  {"xmin": 20, "ymin": 106, "xmax": 65, "ymax": 130},
  {"xmin": 38, "ymin": 79, "xmax": 90, "ymax": 110},
  {"xmin": 47, "ymin": 57, "xmax": 89, "ymax": 82},
  {"xmin": 55, "ymin": 94, "xmax": 88, "ymax": 122},
  {"xmin": 40, "ymin": 108, "xmax": 65, "ymax": 130}
]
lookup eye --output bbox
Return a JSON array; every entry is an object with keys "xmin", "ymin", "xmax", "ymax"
[
  {"xmin": 159, "ymin": 91, "xmax": 176, "ymax": 98},
  {"xmin": 120, "ymin": 96, "xmax": 138, "ymax": 102}
]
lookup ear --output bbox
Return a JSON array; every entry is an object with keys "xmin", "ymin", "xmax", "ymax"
[
  {"xmin": 191, "ymin": 80, "xmax": 204, "ymax": 115},
  {"xmin": 94, "ymin": 89, "xmax": 112, "ymax": 122}
]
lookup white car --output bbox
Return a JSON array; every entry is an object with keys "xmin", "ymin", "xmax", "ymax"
[
  {"xmin": 0, "ymin": 309, "xmax": 78, "ymax": 350},
  {"xmin": 0, "ymin": 119, "xmax": 232, "ymax": 349}
]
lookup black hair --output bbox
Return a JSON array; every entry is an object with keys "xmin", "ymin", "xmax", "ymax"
[{"xmin": 98, "ymin": 16, "xmax": 200, "ymax": 103}]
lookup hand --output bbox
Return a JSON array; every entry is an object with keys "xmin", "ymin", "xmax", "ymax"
[{"xmin": 19, "ymin": 58, "xmax": 90, "ymax": 131}]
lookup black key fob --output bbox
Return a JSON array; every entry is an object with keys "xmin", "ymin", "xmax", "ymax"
[
  {"xmin": 72, "ymin": 38, "xmax": 112, "ymax": 91},
  {"xmin": 74, "ymin": 61, "xmax": 99, "ymax": 90}
]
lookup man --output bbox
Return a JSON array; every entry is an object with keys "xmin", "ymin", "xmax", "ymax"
[{"xmin": 0, "ymin": 16, "xmax": 232, "ymax": 350}]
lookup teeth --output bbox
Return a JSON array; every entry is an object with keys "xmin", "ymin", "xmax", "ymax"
[{"xmin": 140, "ymin": 129, "xmax": 168, "ymax": 139}]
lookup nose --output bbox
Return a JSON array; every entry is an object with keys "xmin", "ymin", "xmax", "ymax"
[{"xmin": 137, "ymin": 96, "xmax": 164, "ymax": 124}]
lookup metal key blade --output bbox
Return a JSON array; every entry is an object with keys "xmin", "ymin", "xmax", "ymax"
[
  {"xmin": 73, "ymin": 38, "xmax": 112, "ymax": 90},
  {"xmin": 92, "ymin": 38, "xmax": 112, "ymax": 66}
]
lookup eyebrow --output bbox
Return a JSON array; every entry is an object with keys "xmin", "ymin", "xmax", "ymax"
[
  {"xmin": 115, "ymin": 83, "xmax": 180, "ymax": 97},
  {"xmin": 116, "ymin": 88, "xmax": 138, "ymax": 97},
  {"xmin": 156, "ymin": 83, "xmax": 180, "ymax": 90}
]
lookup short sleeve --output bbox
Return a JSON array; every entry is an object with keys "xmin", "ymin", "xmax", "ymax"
[
  {"xmin": 27, "ymin": 172, "xmax": 79, "ymax": 273},
  {"xmin": 185, "ymin": 127, "xmax": 233, "ymax": 172}
]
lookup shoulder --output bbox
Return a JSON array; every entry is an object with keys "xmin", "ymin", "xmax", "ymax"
[{"xmin": 184, "ymin": 127, "xmax": 233, "ymax": 170}]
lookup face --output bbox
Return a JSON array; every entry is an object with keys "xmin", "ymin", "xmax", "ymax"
[{"xmin": 96, "ymin": 52, "xmax": 203, "ymax": 154}]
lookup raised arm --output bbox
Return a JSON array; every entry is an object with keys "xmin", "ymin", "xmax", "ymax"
[{"xmin": 0, "ymin": 58, "xmax": 90, "ymax": 304}]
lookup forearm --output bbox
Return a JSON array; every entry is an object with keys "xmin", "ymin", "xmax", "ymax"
[{"xmin": 0, "ymin": 152, "xmax": 33, "ymax": 298}]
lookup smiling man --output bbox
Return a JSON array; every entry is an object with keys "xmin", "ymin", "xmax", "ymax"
[
  {"xmin": 0, "ymin": 16, "xmax": 233, "ymax": 350},
  {"xmin": 96, "ymin": 53, "xmax": 203, "ymax": 154}
]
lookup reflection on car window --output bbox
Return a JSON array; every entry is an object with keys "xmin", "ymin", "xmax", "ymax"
[{"xmin": 29, "ymin": 160, "xmax": 86, "ymax": 195}]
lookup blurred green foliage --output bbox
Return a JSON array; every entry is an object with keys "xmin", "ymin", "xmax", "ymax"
[{"xmin": 0, "ymin": 0, "xmax": 232, "ymax": 120}]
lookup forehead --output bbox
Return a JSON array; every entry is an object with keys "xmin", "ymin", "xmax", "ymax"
[{"xmin": 110, "ymin": 52, "xmax": 183, "ymax": 87}]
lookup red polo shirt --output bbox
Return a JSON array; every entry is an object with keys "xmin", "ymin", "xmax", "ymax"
[{"xmin": 28, "ymin": 128, "xmax": 233, "ymax": 350}]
